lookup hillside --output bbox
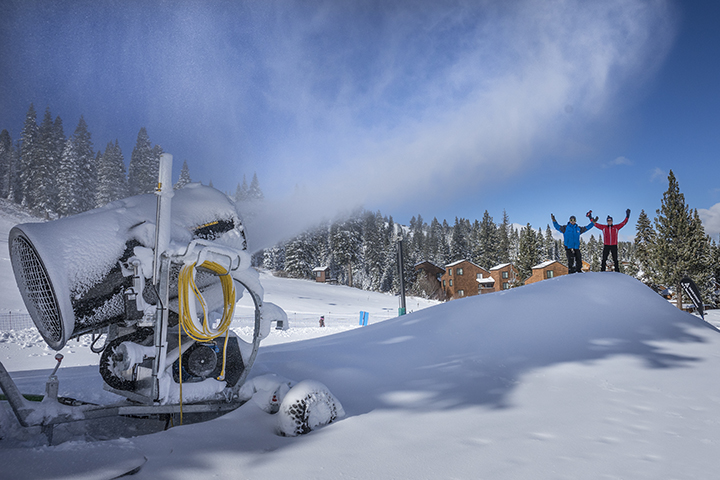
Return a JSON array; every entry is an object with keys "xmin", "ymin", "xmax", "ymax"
[{"xmin": 1, "ymin": 268, "xmax": 719, "ymax": 479}]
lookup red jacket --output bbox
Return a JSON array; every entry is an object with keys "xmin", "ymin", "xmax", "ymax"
[{"xmin": 593, "ymin": 217, "xmax": 628, "ymax": 246}]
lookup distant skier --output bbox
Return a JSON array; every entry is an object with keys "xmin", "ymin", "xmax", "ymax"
[
  {"xmin": 590, "ymin": 209, "xmax": 630, "ymax": 272},
  {"xmin": 551, "ymin": 213, "xmax": 595, "ymax": 274},
  {"xmin": 319, "ymin": 316, "xmax": 325, "ymax": 327}
]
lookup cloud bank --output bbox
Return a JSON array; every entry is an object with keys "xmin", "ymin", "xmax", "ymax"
[{"xmin": 239, "ymin": 0, "xmax": 676, "ymax": 248}]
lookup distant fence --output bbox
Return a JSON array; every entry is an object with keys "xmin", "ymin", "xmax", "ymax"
[
  {"xmin": 232, "ymin": 312, "xmax": 395, "ymax": 328},
  {"xmin": 0, "ymin": 311, "xmax": 398, "ymax": 331},
  {"xmin": 0, "ymin": 313, "xmax": 34, "ymax": 331}
]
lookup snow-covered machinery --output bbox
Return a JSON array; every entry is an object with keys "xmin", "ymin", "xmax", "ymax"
[{"xmin": 1, "ymin": 154, "xmax": 286, "ymax": 437}]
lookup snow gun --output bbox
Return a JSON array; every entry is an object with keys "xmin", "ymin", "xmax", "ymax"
[{"xmin": 1, "ymin": 153, "xmax": 287, "ymax": 441}]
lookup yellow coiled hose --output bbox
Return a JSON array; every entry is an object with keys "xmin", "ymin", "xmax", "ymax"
[{"xmin": 177, "ymin": 260, "xmax": 236, "ymax": 422}]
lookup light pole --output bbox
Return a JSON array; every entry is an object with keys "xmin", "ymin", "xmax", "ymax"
[{"xmin": 397, "ymin": 236, "xmax": 406, "ymax": 316}]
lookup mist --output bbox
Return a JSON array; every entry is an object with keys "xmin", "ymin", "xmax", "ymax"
[
  {"xmin": 225, "ymin": 0, "xmax": 676, "ymax": 250},
  {"xmin": 0, "ymin": 0, "xmax": 676, "ymax": 249}
]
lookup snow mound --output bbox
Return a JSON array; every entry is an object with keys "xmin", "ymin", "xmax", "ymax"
[{"xmin": 259, "ymin": 272, "xmax": 717, "ymax": 414}]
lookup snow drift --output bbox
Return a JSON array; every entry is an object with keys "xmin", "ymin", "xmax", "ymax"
[{"xmin": 3, "ymin": 271, "xmax": 720, "ymax": 479}]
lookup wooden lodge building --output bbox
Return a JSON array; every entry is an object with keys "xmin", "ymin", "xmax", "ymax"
[
  {"xmin": 524, "ymin": 260, "xmax": 568, "ymax": 285},
  {"xmin": 440, "ymin": 260, "xmax": 493, "ymax": 300}
]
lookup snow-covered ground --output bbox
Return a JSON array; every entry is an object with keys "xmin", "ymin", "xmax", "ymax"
[{"xmin": 2, "ymin": 205, "xmax": 720, "ymax": 479}]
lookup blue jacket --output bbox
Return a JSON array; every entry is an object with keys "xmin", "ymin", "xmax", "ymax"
[{"xmin": 553, "ymin": 220, "xmax": 594, "ymax": 249}]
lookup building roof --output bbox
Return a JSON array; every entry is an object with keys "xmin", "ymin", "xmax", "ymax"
[
  {"xmin": 490, "ymin": 263, "xmax": 513, "ymax": 271},
  {"xmin": 445, "ymin": 259, "xmax": 486, "ymax": 270},
  {"xmin": 476, "ymin": 277, "xmax": 496, "ymax": 285},
  {"xmin": 414, "ymin": 260, "xmax": 445, "ymax": 270},
  {"xmin": 531, "ymin": 260, "xmax": 559, "ymax": 269},
  {"xmin": 312, "ymin": 266, "xmax": 329, "ymax": 272}
]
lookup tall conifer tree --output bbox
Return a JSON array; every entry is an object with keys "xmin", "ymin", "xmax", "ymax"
[
  {"xmin": 128, "ymin": 127, "xmax": 161, "ymax": 195},
  {"xmin": 654, "ymin": 171, "xmax": 702, "ymax": 308},
  {"xmin": 96, "ymin": 140, "xmax": 127, "ymax": 206},
  {"xmin": 19, "ymin": 104, "xmax": 39, "ymax": 207},
  {"xmin": 71, "ymin": 116, "xmax": 96, "ymax": 211},
  {"xmin": 0, "ymin": 130, "xmax": 13, "ymax": 199},
  {"xmin": 174, "ymin": 160, "xmax": 191, "ymax": 189}
]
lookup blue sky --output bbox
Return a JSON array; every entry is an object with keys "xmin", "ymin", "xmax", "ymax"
[{"xmin": 1, "ymin": 0, "xmax": 719, "ymax": 244}]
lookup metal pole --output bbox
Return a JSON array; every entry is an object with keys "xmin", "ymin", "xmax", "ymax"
[
  {"xmin": 397, "ymin": 237, "xmax": 406, "ymax": 316},
  {"xmin": 151, "ymin": 153, "xmax": 173, "ymax": 402}
]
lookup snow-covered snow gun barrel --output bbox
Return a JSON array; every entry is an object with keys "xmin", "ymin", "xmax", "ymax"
[{"xmin": 7, "ymin": 153, "xmax": 286, "ymax": 414}]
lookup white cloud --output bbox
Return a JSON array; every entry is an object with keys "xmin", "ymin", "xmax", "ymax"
[
  {"xmin": 650, "ymin": 167, "xmax": 667, "ymax": 182},
  {"xmin": 698, "ymin": 203, "xmax": 720, "ymax": 239},
  {"xmin": 606, "ymin": 156, "xmax": 633, "ymax": 167},
  {"xmin": 254, "ymin": 0, "xmax": 677, "ymax": 220}
]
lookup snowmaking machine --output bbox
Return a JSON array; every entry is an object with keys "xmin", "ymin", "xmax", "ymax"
[{"xmin": 0, "ymin": 154, "xmax": 287, "ymax": 440}]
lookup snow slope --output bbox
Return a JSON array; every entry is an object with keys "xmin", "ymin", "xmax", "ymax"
[
  {"xmin": 2, "ymin": 203, "xmax": 720, "ymax": 479},
  {"xmin": 2, "ymin": 273, "xmax": 720, "ymax": 479}
]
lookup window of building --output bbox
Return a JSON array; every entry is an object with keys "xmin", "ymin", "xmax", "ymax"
[
  {"xmin": 546, "ymin": 270, "xmax": 554, "ymax": 279},
  {"xmin": 449, "ymin": 279, "xmax": 453, "ymax": 287},
  {"xmin": 502, "ymin": 271, "xmax": 509, "ymax": 279},
  {"xmin": 316, "ymin": 271, "xmax": 322, "ymax": 278},
  {"xmin": 443, "ymin": 280, "xmax": 446, "ymax": 287},
  {"xmin": 448, "ymin": 268, "xmax": 452, "ymax": 276},
  {"xmin": 476, "ymin": 273, "xmax": 482, "ymax": 279},
  {"xmin": 458, "ymin": 289, "xmax": 464, "ymax": 297},
  {"xmin": 503, "ymin": 282, "xmax": 509, "ymax": 290},
  {"xmin": 457, "ymin": 268, "xmax": 464, "ymax": 275}
]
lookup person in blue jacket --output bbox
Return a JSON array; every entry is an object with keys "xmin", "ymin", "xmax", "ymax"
[{"xmin": 551, "ymin": 213, "xmax": 595, "ymax": 274}]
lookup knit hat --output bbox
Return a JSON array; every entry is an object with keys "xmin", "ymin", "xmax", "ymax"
[
  {"xmin": 607, "ymin": 216, "xmax": 613, "ymax": 221},
  {"xmin": 569, "ymin": 216, "xmax": 576, "ymax": 222}
]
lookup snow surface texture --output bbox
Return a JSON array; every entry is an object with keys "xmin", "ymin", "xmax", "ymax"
[{"xmin": 3, "ymin": 207, "xmax": 720, "ymax": 478}]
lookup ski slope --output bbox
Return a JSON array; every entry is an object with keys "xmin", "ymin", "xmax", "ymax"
[{"xmin": 2, "ymin": 204, "xmax": 720, "ymax": 479}]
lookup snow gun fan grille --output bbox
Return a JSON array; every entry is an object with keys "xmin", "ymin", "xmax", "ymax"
[{"xmin": 10, "ymin": 235, "xmax": 63, "ymax": 345}]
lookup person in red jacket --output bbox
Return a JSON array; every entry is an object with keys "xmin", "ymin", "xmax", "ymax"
[{"xmin": 588, "ymin": 209, "xmax": 630, "ymax": 272}]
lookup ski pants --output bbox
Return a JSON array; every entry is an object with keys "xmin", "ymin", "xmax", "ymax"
[
  {"xmin": 565, "ymin": 247, "xmax": 582, "ymax": 274},
  {"xmin": 601, "ymin": 245, "xmax": 619, "ymax": 272}
]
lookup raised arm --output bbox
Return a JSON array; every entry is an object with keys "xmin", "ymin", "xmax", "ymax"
[
  {"xmin": 616, "ymin": 209, "xmax": 630, "ymax": 229},
  {"xmin": 551, "ymin": 214, "xmax": 564, "ymax": 232}
]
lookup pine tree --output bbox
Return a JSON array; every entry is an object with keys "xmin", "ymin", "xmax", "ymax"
[
  {"xmin": 450, "ymin": 217, "xmax": 470, "ymax": 262},
  {"xmin": 248, "ymin": 172, "xmax": 264, "ymax": 201},
  {"xmin": 235, "ymin": 175, "xmax": 249, "ymax": 202},
  {"xmin": 9, "ymin": 140, "xmax": 22, "ymax": 203},
  {"xmin": 284, "ymin": 231, "xmax": 316, "ymax": 278},
  {"xmin": 362, "ymin": 210, "xmax": 385, "ymax": 291},
  {"xmin": 19, "ymin": 104, "xmax": 39, "ymax": 207},
  {"xmin": 71, "ymin": 116, "xmax": 96, "ymax": 212},
  {"xmin": 128, "ymin": 127, "xmax": 161, "ymax": 195},
  {"xmin": 509, "ymin": 226, "xmax": 520, "ymax": 263},
  {"xmin": 516, "ymin": 223, "xmax": 539, "ymax": 281},
  {"xmin": 331, "ymin": 219, "xmax": 361, "ymax": 287},
  {"xmin": 634, "ymin": 209, "xmax": 656, "ymax": 282},
  {"xmin": 57, "ymin": 138, "xmax": 81, "ymax": 216},
  {"xmin": 96, "ymin": 140, "xmax": 127, "ymax": 206},
  {"xmin": 174, "ymin": 160, "xmax": 191, "ymax": 189},
  {"xmin": 542, "ymin": 225, "xmax": 555, "ymax": 261},
  {"xmin": 587, "ymin": 235, "xmax": 600, "ymax": 271},
  {"xmin": 29, "ymin": 107, "xmax": 60, "ymax": 214},
  {"xmin": 497, "ymin": 210, "xmax": 511, "ymax": 264},
  {"xmin": 474, "ymin": 210, "xmax": 499, "ymax": 268},
  {"xmin": 687, "ymin": 208, "xmax": 714, "ymax": 301},
  {"xmin": 0, "ymin": 130, "xmax": 13, "ymax": 199},
  {"xmin": 654, "ymin": 171, "xmax": 702, "ymax": 308}
]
